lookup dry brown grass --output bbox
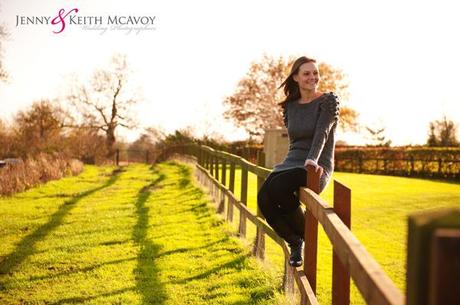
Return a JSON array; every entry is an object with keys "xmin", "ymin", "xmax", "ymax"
[{"xmin": 0, "ymin": 153, "xmax": 83, "ymax": 196}]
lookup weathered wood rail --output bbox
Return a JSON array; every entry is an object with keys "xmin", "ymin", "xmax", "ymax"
[{"xmin": 157, "ymin": 143, "xmax": 459, "ymax": 305}]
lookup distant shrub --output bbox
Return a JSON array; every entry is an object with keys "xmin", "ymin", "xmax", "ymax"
[
  {"xmin": 334, "ymin": 146, "xmax": 460, "ymax": 179},
  {"xmin": 0, "ymin": 153, "xmax": 83, "ymax": 196}
]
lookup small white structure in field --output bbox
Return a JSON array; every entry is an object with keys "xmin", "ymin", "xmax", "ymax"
[{"xmin": 263, "ymin": 128, "xmax": 289, "ymax": 168}]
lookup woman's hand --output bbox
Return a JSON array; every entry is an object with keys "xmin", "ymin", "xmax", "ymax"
[{"xmin": 304, "ymin": 159, "xmax": 323, "ymax": 177}]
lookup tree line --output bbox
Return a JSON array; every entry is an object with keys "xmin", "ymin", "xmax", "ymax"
[
  {"xmin": 0, "ymin": 52, "xmax": 143, "ymax": 163},
  {"xmin": 0, "ymin": 21, "xmax": 457, "ymax": 165}
]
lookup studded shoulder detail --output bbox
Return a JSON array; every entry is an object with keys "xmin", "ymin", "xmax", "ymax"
[{"xmin": 321, "ymin": 92, "xmax": 340, "ymax": 123}]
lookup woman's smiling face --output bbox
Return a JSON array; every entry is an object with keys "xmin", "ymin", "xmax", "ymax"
[{"xmin": 293, "ymin": 61, "xmax": 320, "ymax": 91}]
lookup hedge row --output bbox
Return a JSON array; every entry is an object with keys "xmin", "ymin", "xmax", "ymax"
[
  {"xmin": 334, "ymin": 146, "xmax": 460, "ymax": 179},
  {"xmin": 0, "ymin": 153, "xmax": 84, "ymax": 196}
]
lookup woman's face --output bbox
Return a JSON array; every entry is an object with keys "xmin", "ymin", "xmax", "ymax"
[{"xmin": 293, "ymin": 62, "xmax": 320, "ymax": 91}]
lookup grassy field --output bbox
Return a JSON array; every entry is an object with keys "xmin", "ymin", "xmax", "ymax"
[
  {"xmin": 214, "ymin": 164, "xmax": 460, "ymax": 304},
  {"xmin": 0, "ymin": 161, "xmax": 287, "ymax": 305},
  {"xmin": 1, "ymin": 160, "xmax": 458, "ymax": 305}
]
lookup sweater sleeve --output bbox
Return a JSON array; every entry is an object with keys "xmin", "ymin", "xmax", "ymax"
[{"xmin": 306, "ymin": 92, "xmax": 340, "ymax": 163}]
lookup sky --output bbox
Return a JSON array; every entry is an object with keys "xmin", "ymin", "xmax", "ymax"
[{"xmin": 1, "ymin": 0, "xmax": 459, "ymax": 146}]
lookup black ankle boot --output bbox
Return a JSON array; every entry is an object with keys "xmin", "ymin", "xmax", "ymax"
[
  {"xmin": 269, "ymin": 218, "xmax": 304, "ymax": 267},
  {"xmin": 289, "ymin": 240, "xmax": 304, "ymax": 267}
]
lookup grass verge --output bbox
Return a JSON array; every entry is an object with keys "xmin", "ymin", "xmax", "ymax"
[{"xmin": 0, "ymin": 161, "xmax": 287, "ymax": 305}]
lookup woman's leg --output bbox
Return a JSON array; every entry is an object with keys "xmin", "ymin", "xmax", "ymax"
[
  {"xmin": 257, "ymin": 168, "xmax": 307, "ymax": 267},
  {"xmin": 257, "ymin": 171, "xmax": 283, "ymax": 224},
  {"xmin": 269, "ymin": 168, "xmax": 307, "ymax": 237},
  {"xmin": 257, "ymin": 171, "xmax": 300, "ymax": 242},
  {"xmin": 283, "ymin": 205, "xmax": 305, "ymax": 238},
  {"xmin": 267, "ymin": 167, "xmax": 307, "ymax": 214}
]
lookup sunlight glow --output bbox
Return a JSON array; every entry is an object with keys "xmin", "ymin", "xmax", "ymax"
[{"xmin": 1, "ymin": 0, "xmax": 459, "ymax": 145}]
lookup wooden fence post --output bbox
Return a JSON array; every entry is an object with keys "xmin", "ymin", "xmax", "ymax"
[
  {"xmin": 217, "ymin": 187, "xmax": 225, "ymax": 214},
  {"xmin": 210, "ymin": 154, "xmax": 214, "ymax": 176},
  {"xmin": 406, "ymin": 208, "xmax": 460, "ymax": 305},
  {"xmin": 252, "ymin": 151, "xmax": 266, "ymax": 259},
  {"xmin": 221, "ymin": 158, "xmax": 227, "ymax": 187},
  {"xmin": 239, "ymin": 163, "xmax": 248, "ymax": 237},
  {"xmin": 214, "ymin": 156, "xmax": 221, "ymax": 209},
  {"xmin": 227, "ymin": 161, "xmax": 235, "ymax": 223},
  {"xmin": 283, "ymin": 251, "xmax": 295, "ymax": 295},
  {"xmin": 203, "ymin": 149, "xmax": 206, "ymax": 168},
  {"xmin": 304, "ymin": 164, "xmax": 321, "ymax": 294},
  {"xmin": 332, "ymin": 181, "xmax": 351, "ymax": 305},
  {"xmin": 215, "ymin": 156, "xmax": 219, "ymax": 180},
  {"xmin": 116, "ymin": 149, "xmax": 120, "ymax": 166},
  {"xmin": 227, "ymin": 194, "xmax": 234, "ymax": 223},
  {"xmin": 229, "ymin": 161, "xmax": 236, "ymax": 193},
  {"xmin": 218, "ymin": 158, "xmax": 227, "ymax": 215},
  {"xmin": 430, "ymin": 228, "xmax": 460, "ymax": 305}
]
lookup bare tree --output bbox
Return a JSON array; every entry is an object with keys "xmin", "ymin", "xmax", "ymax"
[
  {"xmin": 68, "ymin": 53, "xmax": 139, "ymax": 157},
  {"xmin": 144, "ymin": 126, "xmax": 167, "ymax": 144},
  {"xmin": 427, "ymin": 116, "xmax": 459, "ymax": 147},
  {"xmin": 364, "ymin": 126, "xmax": 392, "ymax": 147},
  {"xmin": 223, "ymin": 54, "xmax": 358, "ymax": 141}
]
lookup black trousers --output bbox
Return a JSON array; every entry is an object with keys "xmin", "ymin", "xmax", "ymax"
[{"xmin": 257, "ymin": 167, "xmax": 307, "ymax": 225}]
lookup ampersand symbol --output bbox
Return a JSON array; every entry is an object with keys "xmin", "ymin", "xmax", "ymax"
[{"xmin": 51, "ymin": 8, "xmax": 79, "ymax": 34}]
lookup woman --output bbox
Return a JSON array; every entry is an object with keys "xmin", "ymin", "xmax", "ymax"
[{"xmin": 257, "ymin": 56, "xmax": 340, "ymax": 267}]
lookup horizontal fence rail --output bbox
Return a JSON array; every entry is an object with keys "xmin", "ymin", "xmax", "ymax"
[{"xmin": 157, "ymin": 144, "xmax": 408, "ymax": 305}]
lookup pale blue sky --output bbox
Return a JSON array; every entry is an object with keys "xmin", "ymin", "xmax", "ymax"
[{"xmin": 1, "ymin": 0, "xmax": 459, "ymax": 145}]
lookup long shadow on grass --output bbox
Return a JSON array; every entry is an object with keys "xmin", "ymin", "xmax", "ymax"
[
  {"xmin": 166, "ymin": 162, "xmax": 276, "ymax": 304},
  {"xmin": 0, "ymin": 168, "xmax": 123, "ymax": 276},
  {"xmin": 172, "ymin": 255, "xmax": 247, "ymax": 284},
  {"xmin": 175, "ymin": 161, "xmax": 192, "ymax": 188},
  {"xmin": 133, "ymin": 170, "xmax": 167, "ymax": 305},
  {"xmin": 154, "ymin": 237, "xmax": 231, "ymax": 259},
  {"xmin": 48, "ymin": 287, "xmax": 134, "ymax": 305},
  {"xmin": 28, "ymin": 257, "xmax": 136, "ymax": 282}
]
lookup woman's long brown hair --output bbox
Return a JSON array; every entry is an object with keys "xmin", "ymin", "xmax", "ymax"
[{"xmin": 278, "ymin": 56, "xmax": 317, "ymax": 107}]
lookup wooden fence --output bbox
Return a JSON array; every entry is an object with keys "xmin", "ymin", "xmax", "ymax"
[
  {"xmin": 156, "ymin": 143, "xmax": 459, "ymax": 305},
  {"xmin": 115, "ymin": 149, "xmax": 152, "ymax": 165}
]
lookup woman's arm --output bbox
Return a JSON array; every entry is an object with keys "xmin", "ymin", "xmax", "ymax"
[{"xmin": 306, "ymin": 92, "xmax": 340, "ymax": 163}]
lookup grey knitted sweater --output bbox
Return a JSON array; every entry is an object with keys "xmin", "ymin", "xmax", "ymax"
[{"xmin": 272, "ymin": 92, "xmax": 340, "ymax": 192}]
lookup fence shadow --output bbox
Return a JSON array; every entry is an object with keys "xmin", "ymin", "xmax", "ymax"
[
  {"xmin": 0, "ymin": 168, "xmax": 122, "ymax": 276},
  {"xmin": 133, "ymin": 168, "xmax": 167, "ymax": 305}
]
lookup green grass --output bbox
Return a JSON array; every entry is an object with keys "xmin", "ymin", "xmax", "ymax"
[
  {"xmin": 215, "ymin": 165, "xmax": 460, "ymax": 304},
  {"xmin": 0, "ymin": 161, "xmax": 287, "ymax": 305}
]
